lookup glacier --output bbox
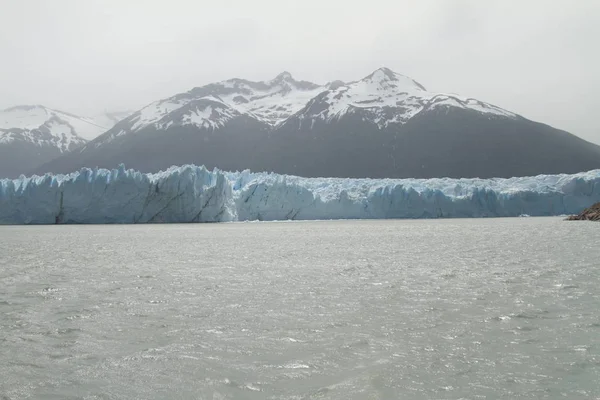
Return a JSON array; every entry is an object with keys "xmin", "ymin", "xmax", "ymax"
[{"xmin": 1, "ymin": 164, "xmax": 599, "ymax": 224}]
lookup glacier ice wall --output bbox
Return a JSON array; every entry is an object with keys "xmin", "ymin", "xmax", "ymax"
[{"xmin": 1, "ymin": 164, "xmax": 599, "ymax": 224}]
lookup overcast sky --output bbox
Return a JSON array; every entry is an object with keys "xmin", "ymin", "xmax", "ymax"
[{"xmin": 1, "ymin": 0, "xmax": 598, "ymax": 143}]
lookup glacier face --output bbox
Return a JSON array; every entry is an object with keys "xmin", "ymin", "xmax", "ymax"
[{"xmin": 1, "ymin": 165, "xmax": 599, "ymax": 224}]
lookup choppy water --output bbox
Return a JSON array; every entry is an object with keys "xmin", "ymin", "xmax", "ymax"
[{"xmin": 1, "ymin": 218, "xmax": 599, "ymax": 399}]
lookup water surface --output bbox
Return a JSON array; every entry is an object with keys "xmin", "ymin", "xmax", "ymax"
[{"xmin": 1, "ymin": 218, "xmax": 599, "ymax": 399}]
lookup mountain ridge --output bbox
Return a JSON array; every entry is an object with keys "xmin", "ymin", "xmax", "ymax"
[
  {"xmin": 0, "ymin": 105, "xmax": 131, "ymax": 178},
  {"xmin": 23, "ymin": 68, "xmax": 600, "ymax": 179}
]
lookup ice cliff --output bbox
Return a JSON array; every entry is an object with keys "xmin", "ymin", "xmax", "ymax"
[{"xmin": 1, "ymin": 164, "xmax": 599, "ymax": 224}]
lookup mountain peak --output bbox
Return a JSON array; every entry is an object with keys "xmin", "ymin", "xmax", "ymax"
[
  {"xmin": 363, "ymin": 67, "xmax": 427, "ymax": 91},
  {"xmin": 273, "ymin": 71, "xmax": 294, "ymax": 82},
  {"xmin": 0, "ymin": 104, "xmax": 110, "ymax": 142},
  {"xmin": 327, "ymin": 80, "xmax": 346, "ymax": 90},
  {"xmin": 269, "ymin": 71, "xmax": 322, "ymax": 92},
  {"xmin": 369, "ymin": 67, "xmax": 397, "ymax": 81}
]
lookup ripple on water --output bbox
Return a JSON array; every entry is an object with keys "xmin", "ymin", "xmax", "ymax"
[{"xmin": 1, "ymin": 219, "xmax": 600, "ymax": 399}]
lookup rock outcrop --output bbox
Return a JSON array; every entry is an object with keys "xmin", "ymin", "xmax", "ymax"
[{"xmin": 566, "ymin": 202, "xmax": 600, "ymax": 221}]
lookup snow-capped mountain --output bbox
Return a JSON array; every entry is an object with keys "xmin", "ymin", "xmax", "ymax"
[
  {"xmin": 0, "ymin": 105, "xmax": 125, "ymax": 178},
  {"xmin": 288, "ymin": 68, "xmax": 515, "ymax": 129},
  {"xmin": 92, "ymin": 71, "xmax": 326, "ymax": 147},
  {"xmin": 0, "ymin": 105, "xmax": 110, "ymax": 144},
  {"xmin": 1, "ymin": 105, "xmax": 93, "ymax": 149},
  {"xmin": 94, "ymin": 68, "xmax": 515, "ymax": 146},
  {"xmin": 34, "ymin": 68, "xmax": 600, "ymax": 179}
]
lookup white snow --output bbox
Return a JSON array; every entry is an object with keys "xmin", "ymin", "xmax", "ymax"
[
  {"xmin": 0, "ymin": 132, "xmax": 14, "ymax": 144},
  {"xmin": 0, "ymin": 115, "xmax": 85, "ymax": 152},
  {"xmin": 216, "ymin": 82, "xmax": 325, "ymax": 126},
  {"xmin": 186, "ymin": 106, "xmax": 213, "ymax": 125},
  {"xmin": 122, "ymin": 74, "xmax": 328, "ymax": 135},
  {"xmin": 302, "ymin": 68, "xmax": 517, "ymax": 128},
  {"xmin": 429, "ymin": 96, "xmax": 515, "ymax": 118},
  {"xmin": 47, "ymin": 120, "xmax": 71, "ymax": 136},
  {"xmin": 178, "ymin": 103, "xmax": 239, "ymax": 130},
  {"xmin": 0, "ymin": 105, "xmax": 115, "ymax": 150},
  {"xmin": 47, "ymin": 120, "xmax": 77, "ymax": 151},
  {"xmin": 0, "ymin": 105, "xmax": 110, "ymax": 141},
  {"xmin": 130, "ymin": 100, "xmax": 185, "ymax": 132},
  {"xmin": 110, "ymin": 68, "xmax": 519, "ymax": 138},
  {"xmin": 1, "ymin": 164, "xmax": 598, "ymax": 224},
  {"xmin": 1, "ymin": 106, "xmax": 52, "ymax": 130}
]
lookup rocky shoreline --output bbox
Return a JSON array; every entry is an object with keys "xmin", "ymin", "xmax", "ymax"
[{"xmin": 566, "ymin": 202, "xmax": 600, "ymax": 221}]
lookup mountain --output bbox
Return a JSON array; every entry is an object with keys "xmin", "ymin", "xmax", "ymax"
[
  {"xmin": 32, "ymin": 72, "xmax": 324, "ymax": 176},
  {"xmin": 91, "ymin": 110, "xmax": 136, "ymax": 133},
  {"xmin": 267, "ymin": 69, "xmax": 600, "ymax": 178},
  {"xmin": 0, "ymin": 105, "xmax": 120, "ymax": 178},
  {"xmin": 33, "ymin": 68, "xmax": 600, "ymax": 179}
]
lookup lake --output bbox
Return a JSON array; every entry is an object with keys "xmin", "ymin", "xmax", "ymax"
[{"xmin": 1, "ymin": 218, "xmax": 599, "ymax": 399}]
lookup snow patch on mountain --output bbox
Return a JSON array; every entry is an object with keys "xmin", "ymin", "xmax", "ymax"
[
  {"xmin": 0, "ymin": 126, "xmax": 84, "ymax": 152},
  {"xmin": 130, "ymin": 100, "xmax": 184, "ymax": 132},
  {"xmin": 93, "ymin": 67, "xmax": 520, "ymax": 146},
  {"xmin": 0, "ymin": 105, "xmax": 113, "ymax": 150},
  {"xmin": 214, "ymin": 74, "xmax": 326, "ymax": 126},
  {"xmin": 427, "ymin": 95, "xmax": 515, "ymax": 118},
  {"xmin": 293, "ymin": 68, "xmax": 516, "ymax": 128},
  {"xmin": 178, "ymin": 101, "xmax": 239, "ymax": 130},
  {"xmin": 0, "ymin": 105, "xmax": 110, "ymax": 141},
  {"xmin": 119, "ymin": 72, "xmax": 327, "ymax": 137}
]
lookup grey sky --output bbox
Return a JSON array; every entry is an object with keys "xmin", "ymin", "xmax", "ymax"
[{"xmin": 1, "ymin": 0, "xmax": 599, "ymax": 144}]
